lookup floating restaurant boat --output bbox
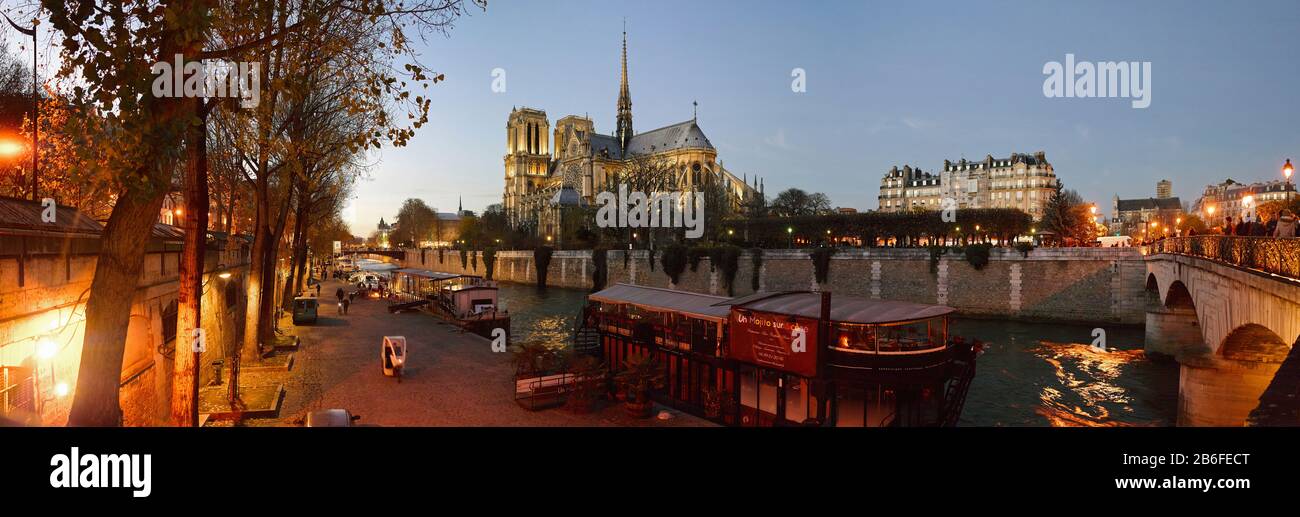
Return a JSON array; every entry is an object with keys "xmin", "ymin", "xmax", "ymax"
[
  {"xmin": 390, "ymin": 268, "xmax": 510, "ymax": 338},
  {"xmin": 583, "ymin": 284, "xmax": 980, "ymax": 427}
]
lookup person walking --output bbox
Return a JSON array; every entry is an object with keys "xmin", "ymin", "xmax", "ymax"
[
  {"xmin": 1222, "ymin": 216, "xmax": 1235, "ymax": 235},
  {"xmin": 342, "ymin": 297, "xmax": 351, "ymax": 315},
  {"xmin": 1275, "ymin": 209, "xmax": 1297, "ymax": 238}
]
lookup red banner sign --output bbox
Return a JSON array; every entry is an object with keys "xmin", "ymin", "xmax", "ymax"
[{"xmin": 727, "ymin": 310, "xmax": 819, "ymax": 377}]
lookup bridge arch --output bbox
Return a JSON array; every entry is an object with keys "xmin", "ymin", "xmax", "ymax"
[
  {"xmin": 1220, "ymin": 323, "xmax": 1290, "ymax": 363},
  {"xmin": 1164, "ymin": 280, "xmax": 1196, "ymax": 310},
  {"xmin": 1144, "ymin": 273, "xmax": 1160, "ymax": 307},
  {"xmin": 1146, "ymin": 246, "xmax": 1300, "ymax": 425}
]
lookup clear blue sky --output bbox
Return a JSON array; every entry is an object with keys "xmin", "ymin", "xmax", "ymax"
[{"xmin": 349, "ymin": 0, "xmax": 1300, "ymax": 235}]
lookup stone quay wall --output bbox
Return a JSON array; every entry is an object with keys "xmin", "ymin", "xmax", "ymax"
[{"xmin": 389, "ymin": 246, "xmax": 1147, "ymax": 325}]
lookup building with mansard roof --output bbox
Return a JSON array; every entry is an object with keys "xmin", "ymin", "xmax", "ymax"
[{"xmin": 876, "ymin": 152, "xmax": 1059, "ymax": 220}]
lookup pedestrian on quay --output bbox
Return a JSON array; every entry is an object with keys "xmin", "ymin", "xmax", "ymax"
[
  {"xmin": 315, "ymin": 282, "xmax": 321, "ymax": 297},
  {"xmin": 335, "ymin": 287, "xmax": 345, "ymax": 302},
  {"xmin": 1275, "ymin": 209, "xmax": 1297, "ymax": 238},
  {"xmin": 1222, "ymin": 216, "xmax": 1235, "ymax": 235},
  {"xmin": 1235, "ymin": 216, "xmax": 1251, "ymax": 237},
  {"xmin": 342, "ymin": 297, "xmax": 351, "ymax": 315}
]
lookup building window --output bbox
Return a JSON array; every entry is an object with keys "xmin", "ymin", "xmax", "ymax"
[{"xmin": 162, "ymin": 301, "xmax": 178, "ymax": 345}]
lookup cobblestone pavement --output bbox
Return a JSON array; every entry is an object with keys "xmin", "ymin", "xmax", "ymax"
[{"xmin": 242, "ymin": 279, "xmax": 711, "ymax": 427}]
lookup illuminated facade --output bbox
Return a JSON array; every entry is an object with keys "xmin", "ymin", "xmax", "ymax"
[
  {"xmin": 502, "ymin": 30, "xmax": 761, "ymax": 235},
  {"xmin": 1190, "ymin": 178, "xmax": 1297, "ymax": 222},
  {"xmin": 0, "ymin": 196, "xmax": 249, "ymax": 425},
  {"xmin": 877, "ymin": 152, "xmax": 1058, "ymax": 219},
  {"xmin": 877, "ymin": 165, "xmax": 941, "ymax": 212}
]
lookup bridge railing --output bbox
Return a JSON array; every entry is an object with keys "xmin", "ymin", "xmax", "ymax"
[{"xmin": 1149, "ymin": 236, "xmax": 1300, "ymax": 279}]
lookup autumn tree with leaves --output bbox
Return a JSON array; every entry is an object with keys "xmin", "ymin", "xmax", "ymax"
[{"xmin": 41, "ymin": 0, "xmax": 484, "ymax": 426}]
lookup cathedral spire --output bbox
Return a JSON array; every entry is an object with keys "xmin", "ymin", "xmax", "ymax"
[{"xmin": 616, "ymin": 22, "xmax": 633, "ymax": 153}]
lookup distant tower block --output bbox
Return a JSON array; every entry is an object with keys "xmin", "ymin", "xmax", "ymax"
[{"xmin": 1157, "ymin": 179, "xmax": 1172, "ymax": 199}]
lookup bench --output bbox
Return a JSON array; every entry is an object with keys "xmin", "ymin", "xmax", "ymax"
[{"xmin": 513, "ymin": 372, "xmax": 606, "ymax": 411}]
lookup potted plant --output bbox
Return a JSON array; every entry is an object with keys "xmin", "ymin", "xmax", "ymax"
[
  {"xmin": 565, "ymin": 355, "xmax": 606, "ymax": 414},
  {"xmin": 614, "ymin": 353, "xmax": 665, "ymax": 418}
]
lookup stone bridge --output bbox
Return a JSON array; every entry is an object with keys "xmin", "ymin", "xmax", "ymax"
[
  {"xmin": 346, "ymin": 248, "xmax": 407, "ymax": 260},
  {"xmin": 1143, "ymin": 236, "xmax": 1300, "ymax": 426}
]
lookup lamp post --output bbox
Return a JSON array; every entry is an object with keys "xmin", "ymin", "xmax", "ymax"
[
  {"xmin": 2, "ymin": 13, "xmax": 37, "ymax": 201},
  {"xmin": 1285, "ymin": 158, "xmax": 1294, "ymax": 185}
]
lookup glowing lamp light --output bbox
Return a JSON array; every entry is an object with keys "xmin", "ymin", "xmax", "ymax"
[
  {"xmin": 1150, "ymin": 222, "xmax": 1158, "ymax": 228},
  {"xmin": 1285, "ymin": 158, "xmax": 1294, "ymax": 180},
  {"xmin": 786, "ymin": 227, "xmax": 793, "ymax": 234},
  {"xmin": 1242, "ymin": 195, "xmax": 1254, "ymax": 207},
  {"xmin": 0, "ymin": 139, "xmax": 24, "ymax": 156},
  {"xmin": 1206, "ymin": 205, "xmax": 1216, "ymax": 216},
  {"xmin": 54, "ymin": 382, "xmax": 69, "ymax": 397},
  {"xmin": 218, "ymin": 271, "xmax": 232, "ymax": 279},
  {"xmin": 727, "ymin": 229, "xmax": 734, "ymax": 236},
  {"xmin": 37, "ymin": 336, "xmax": 58, "ymax": 359}
]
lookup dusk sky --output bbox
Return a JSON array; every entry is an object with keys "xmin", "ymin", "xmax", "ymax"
[{"xmin": 347, "ymin": 0, "xmax": 1300, "ymax": 235}]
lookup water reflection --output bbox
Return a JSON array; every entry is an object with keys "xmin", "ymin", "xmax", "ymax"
[
  {"xmin": 496, "ymin": 284, "xmax": 588, "ymax": 350},
  {"xmin": 953, "ymin": 319, "xmax": 1179, "ymax": 427}
]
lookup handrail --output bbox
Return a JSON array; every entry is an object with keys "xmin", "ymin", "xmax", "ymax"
[{"xmin": 1148, "ymin": 236, "xmax": 1300, "ymax": 280}]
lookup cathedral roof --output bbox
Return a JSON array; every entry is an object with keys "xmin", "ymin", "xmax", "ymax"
[
  {"xmin": 588, "ymin": 120, "xmax": 714, "ymax": 159},
  {"xmin": 626, "ymin": 120, "xmax": 713, "ymax": 154}
]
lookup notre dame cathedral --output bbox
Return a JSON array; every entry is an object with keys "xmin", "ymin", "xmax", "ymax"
[{"xmin": 502, "ymin": 29, "xmax": 763, "ymax": 238}]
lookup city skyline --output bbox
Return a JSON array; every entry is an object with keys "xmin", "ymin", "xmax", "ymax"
[{"xmin": 338, "ymin": 0, "xmax": 1300, "ymax": 235}]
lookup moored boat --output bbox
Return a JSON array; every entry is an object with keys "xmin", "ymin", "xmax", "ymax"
[
  {"xmin": 390, "ymin": 268, "xmax": 510, "ymax": 339},
  {"xmin": 581, "ymin": 284, "xmax": 981, "ymax": 427}
]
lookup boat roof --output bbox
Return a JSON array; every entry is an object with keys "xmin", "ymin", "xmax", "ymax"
[
  {"xmin": 726, "ymin": 291, "xmax": 955, "ymax": 325},
  {"xmin": 589, "ymin": 283, "xmax": 732, "ymax": 322}
]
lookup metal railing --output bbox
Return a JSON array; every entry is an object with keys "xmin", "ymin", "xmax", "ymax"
[{"xmin": 1149, "ymin": 236, "xmax": 1300, "ymax": 279}]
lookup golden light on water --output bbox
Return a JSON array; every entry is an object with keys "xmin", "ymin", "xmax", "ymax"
[{"xmin": 1032, "ymin": 340, "xmax": 1156, "ymax": 427}]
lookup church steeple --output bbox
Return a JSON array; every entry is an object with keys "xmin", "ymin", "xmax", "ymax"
[{"xmin": 616, "ymin": 23, "xmax": 633, "ymax": 153}]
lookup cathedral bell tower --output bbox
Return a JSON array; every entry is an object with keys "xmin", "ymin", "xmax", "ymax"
[{"xmin": 504, "ymin": 107, "xmax": 552, "ymax": 226}]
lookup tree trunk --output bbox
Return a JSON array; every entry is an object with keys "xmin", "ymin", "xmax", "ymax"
[
  {"xmin": 282, "ymin": 186, "xmax": 308, "ymax": 311},
  {"xmin": 236, "ymin": 179, "xmax": 269, "ymax": 405},
  {"xmin": 260, "ymin": 197, "xmax": 292, "ymax": 344},
  {"xmin": 67, "ymin": 185, "xmax": 169, "ymax": 426},
  {"xmin": 173, "ymin": 99, "xmax": 210, "ymax": 426}
]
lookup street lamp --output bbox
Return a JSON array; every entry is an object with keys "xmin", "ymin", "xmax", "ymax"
[
  {"xmin": 1285, "ymin": 158, "xmax": 1294, "ymax": 183},
  {"xmin": 2, "ymin": 13, "xmax": 38, "ymax": 200},
  {"xmin": 0, "ymin": 138, "xmax": 24, "ymax": 157}
]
